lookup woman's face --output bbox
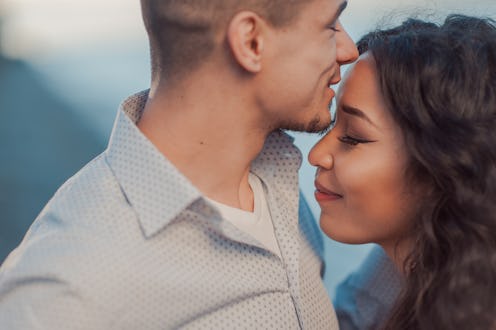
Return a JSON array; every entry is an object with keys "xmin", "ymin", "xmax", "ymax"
[{"xmin": 309, "ymin": 54, "xmax": 417, "ymax": 253}]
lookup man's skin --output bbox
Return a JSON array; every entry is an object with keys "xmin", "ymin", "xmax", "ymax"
[{"xmin": 137, "ymin": 0, "xmax": 358, "ymax": 210}]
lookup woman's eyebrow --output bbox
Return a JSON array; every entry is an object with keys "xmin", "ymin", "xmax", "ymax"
[{"xmin": 341, "ymin": 104, "xmax": 377, "ymax": 128}]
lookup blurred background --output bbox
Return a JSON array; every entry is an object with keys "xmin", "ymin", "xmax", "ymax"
[{"xmin": 1, "ymin": 0, "xmax": 495, "ymax": 298}]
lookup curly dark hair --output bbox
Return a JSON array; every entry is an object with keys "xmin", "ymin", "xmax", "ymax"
[{"xmin": 358, "ymin": 15, "xmax": 496, "ymax": 329}]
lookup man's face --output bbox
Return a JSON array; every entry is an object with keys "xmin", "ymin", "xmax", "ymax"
[{"xmin": 256, "ymin": 0, "xmax": 358, "ymax": 133}]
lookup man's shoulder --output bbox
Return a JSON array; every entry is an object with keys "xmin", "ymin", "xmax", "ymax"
[
  {"xmin": 47, "ymin": 152, "xmax": 127, "ymax": 217},
  {"xmin": 0, "ymin": 152, "xmax": 139, "ymax": 295},
  {"xmin": 6, "ymin": 152, "xmax": 136, "ymax": 263}
]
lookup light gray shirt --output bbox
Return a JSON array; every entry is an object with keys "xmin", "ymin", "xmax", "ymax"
[{"xmin": 0, "ymin": 91, "xmax": 339, "ymax": 329}]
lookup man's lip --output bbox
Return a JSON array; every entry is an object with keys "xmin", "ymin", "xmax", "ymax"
[
  {"xmin": 314, "ymin": 181, "xmax": 342, "ymax": 198},
  {"xmin": 328, "ymin": 87, "xmax": 336, "ymax": 98},
  {"xmin": 328, "ymin": 71, "xmax": 342, "ymax": 86}
]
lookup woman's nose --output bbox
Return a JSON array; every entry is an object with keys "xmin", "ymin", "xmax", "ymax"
[{"xmin": 308, "ymin": 138, "xmax": 334, "ymax": 170}]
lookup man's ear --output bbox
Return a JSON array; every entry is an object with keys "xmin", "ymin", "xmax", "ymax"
[{"xmin": 227, "ymin": 11, "xmax": 265, "ymax": 73}]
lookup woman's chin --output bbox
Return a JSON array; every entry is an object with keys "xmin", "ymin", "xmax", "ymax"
[{"xmin": 319, "ymin": 220, "xmax": 373, "ymax": 245}]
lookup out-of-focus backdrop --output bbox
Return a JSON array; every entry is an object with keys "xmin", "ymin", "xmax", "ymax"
[{"xmin": 1, "ymin": 0, "xmax": 495, "ymax": 298}]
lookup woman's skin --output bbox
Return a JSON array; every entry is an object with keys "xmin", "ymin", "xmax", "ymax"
[{"xmin": 309, "ymin": 54, "xmax": 420, "ymax": 268}]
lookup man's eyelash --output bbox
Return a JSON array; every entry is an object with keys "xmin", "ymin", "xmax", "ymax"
[{"xmin": 326, "ymin": 21, "xmax": 340, "ymax": 32}]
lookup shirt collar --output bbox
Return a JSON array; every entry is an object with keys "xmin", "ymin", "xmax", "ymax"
[
  {"xmin": 251, "ymin": 131, "xmax": 302, "ymax": 184},
  {"xmin": 105, "ymin": 90, "xmax": 201, "ymax": 238},
  {"xmin": 105, "ymin": 90, "xmax": 302, "ymax": 238}
]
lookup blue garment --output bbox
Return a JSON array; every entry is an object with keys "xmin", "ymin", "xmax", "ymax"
[{"xmin": 334, "ymin": 246, "xmax": 402, "ymax": 330}]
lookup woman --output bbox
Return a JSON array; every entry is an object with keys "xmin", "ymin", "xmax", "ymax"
[{"xmin": 310, "ymin": 15, "xmax": 496, "ymax": 329}]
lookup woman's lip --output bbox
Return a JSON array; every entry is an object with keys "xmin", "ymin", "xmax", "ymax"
[
  {"xmin": 314, "ymin": 181, "xmax": 343, "ymax": 202},
  {"xmin": 314, "ymin": 190, "xmax": 342, "ymax": 202}
]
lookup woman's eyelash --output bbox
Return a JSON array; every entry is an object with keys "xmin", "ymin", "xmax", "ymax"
[{"xmin": 338, "ymin": 135, "xmax": 371, "ymax": 146}]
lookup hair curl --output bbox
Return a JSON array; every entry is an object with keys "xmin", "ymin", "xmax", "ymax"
[{"xmin": 358, "ymin": 15, "xmax": 496, "ymax": 329}]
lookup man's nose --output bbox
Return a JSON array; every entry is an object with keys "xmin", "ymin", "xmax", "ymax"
[{"xmin": 336, "ymin": 21, "xmax": 359, "ymax": 66}]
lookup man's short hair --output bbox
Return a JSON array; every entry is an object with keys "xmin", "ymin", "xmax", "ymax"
[{"xmin": 141, "ymin": 0, "xmax": 307, "ymax": 79}]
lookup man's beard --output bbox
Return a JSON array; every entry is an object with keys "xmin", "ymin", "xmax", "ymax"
[{"xmin": 277, "ymin": 114, "xmax": 331, "ymax": 135}]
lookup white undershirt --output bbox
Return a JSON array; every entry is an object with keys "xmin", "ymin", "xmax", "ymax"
[{"xmin": 205, "ymin": 173, "xmax": 282, "ymax": 258}]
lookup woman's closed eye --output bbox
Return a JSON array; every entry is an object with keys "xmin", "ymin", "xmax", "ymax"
[{"xmin": 338, "ymin": 135, "xmax": 374, "ymax": 146}]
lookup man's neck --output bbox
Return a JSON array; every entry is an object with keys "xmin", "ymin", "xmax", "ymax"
[{"xmin": 137, "ymin": 72, "xmax": 269, "ymax": 211}]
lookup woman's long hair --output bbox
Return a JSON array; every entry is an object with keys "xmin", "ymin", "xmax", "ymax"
[{"xmin": 358, "ymin": 15, "xmax": 496, "ymax": 329}]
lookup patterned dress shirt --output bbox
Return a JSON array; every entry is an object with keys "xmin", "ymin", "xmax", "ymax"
[{"xmin": 0, "ymin": 91, "xmax": 339, "ymax": 329}]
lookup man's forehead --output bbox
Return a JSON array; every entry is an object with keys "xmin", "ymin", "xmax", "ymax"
[
  {"xmin": 314, "ymin": 0, "xmax": 348, "ymax": 24},
  {"xmin": 306, "ymin": 0, "xmax": 348, "ymax": 21}
]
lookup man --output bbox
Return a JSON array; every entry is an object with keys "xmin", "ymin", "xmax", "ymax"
[{"xmin": 0, "ymin": 0, "xmax": 389, "ymax": 329}]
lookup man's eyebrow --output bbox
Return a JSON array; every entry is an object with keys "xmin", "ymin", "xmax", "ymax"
[
  {"xmin": 330, "ymin": 1, "xmax": 348, "ymax": 24},
  {"xmin": 341, "ymin": 104, "xmax": 377, "ymax": 127}
]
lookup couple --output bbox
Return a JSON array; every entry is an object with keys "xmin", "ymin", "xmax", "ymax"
[{"xmin": 1, "ymin": 0, "xmax": 495, "ymax": 329}]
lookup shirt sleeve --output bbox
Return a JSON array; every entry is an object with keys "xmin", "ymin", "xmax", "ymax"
[
  {"xmin": 0, "ymin": 209, "xmax": 110, "ymax": 330},
  {"xmin": 0, "ymin": 237, "xmax": 109, "ymax": 330},
  {"xmin": 334, "ymin": 245, "xmax": 403, "ymax": 330},
  {"xmin": 0, "ymin": 271, "xmax": 106, "ymax": 330}
]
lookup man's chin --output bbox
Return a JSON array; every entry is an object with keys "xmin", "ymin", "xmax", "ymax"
[{"xmin": 280, "ymin": 116, "xmax": 331, "ymax": 135}]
